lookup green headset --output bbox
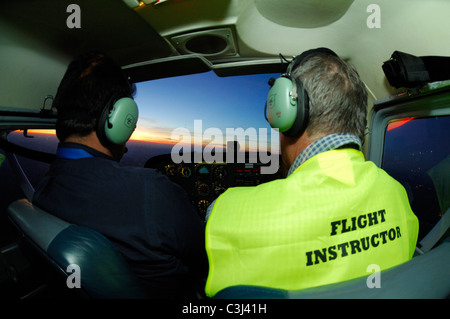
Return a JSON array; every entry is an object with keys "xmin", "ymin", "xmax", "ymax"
[
  {"xmin": 265, "ymin": 47, "xmax": 338, "ymax": 137},
  {"xmin": 96, "ymin": 94, "xmax": 139, "ymax": 145}
]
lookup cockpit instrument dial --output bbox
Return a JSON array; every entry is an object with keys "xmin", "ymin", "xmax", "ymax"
[
  {"xmin": 213, "ymin": 165, "xmax": 227, "ymax": 179},
  {"xmin": 196, "ymin": 164, "xmax": 210, "ymax": 179}
]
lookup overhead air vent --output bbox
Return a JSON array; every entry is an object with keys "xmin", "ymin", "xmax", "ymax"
[{"xmin": 169, "ymin": 27, "xmax": 238, "ymax": 59}]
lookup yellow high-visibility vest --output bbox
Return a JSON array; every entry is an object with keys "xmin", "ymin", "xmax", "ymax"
[{"xmin": 205, "ymin": 149, "xmax": 419, "ymax": 297}]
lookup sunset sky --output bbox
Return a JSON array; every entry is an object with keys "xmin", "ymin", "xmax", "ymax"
[{"xmin": 130, "ymin": 71, "xmax": 280, "ymax": 148}]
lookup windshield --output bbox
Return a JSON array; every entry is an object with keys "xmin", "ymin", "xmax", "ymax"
[
  {"xmin": 133, "ymin": 72, "xmax": 278, "ymax": 142},
  {"xmin": 123, "ymin": 71, "xmax": 281, "ymax": 167}
]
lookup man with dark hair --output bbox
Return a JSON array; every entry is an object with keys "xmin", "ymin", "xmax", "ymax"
[
  {"xmin": 53, "ymin": 52, "xmax": 135, "ymax": 161},
  {"xmin": 33, "ymin": 52, "xmax": 207, "ymax": 298},
  {"xmin": 204, "ymin": 48, "xmax": 419, "ymax": 297}
]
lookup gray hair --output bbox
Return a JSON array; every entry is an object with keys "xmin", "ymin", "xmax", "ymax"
[{"xmin": 292, "ymin": 53, "xmax": 368, "ymax": 142}]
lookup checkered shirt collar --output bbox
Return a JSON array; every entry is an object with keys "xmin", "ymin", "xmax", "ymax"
[{"xmin": 287, "ymin": 133, "xmax": 362, "ymax": 176}]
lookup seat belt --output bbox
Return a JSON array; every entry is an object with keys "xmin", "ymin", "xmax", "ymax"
[
  {"xmin": 416, "ymin": 207, "xmax": 450, "ymax": 254},
  {"xmin": 4, "ymin": 147, "xmax": 94, "ymax": 202},
  {"xmin": 5, "ymin": 152, "xmax": 35, "ymax": 201}
]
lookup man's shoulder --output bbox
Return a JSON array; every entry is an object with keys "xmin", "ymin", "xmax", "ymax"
[
  {"xmin": 61, "ymin": 158, "xmax": 172, "ymax": 185},
  {"xmin": 112, "ymin": 163, "xmax": 179, "ymax": 186},
  {"xmin": 215, "ymin": 177, "xmax": 289, "ymax": 206}
]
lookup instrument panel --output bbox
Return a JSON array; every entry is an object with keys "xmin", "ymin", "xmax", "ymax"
[{"xmin": 145, "ymin": 153, "xmax": 282, "ymax": 219}]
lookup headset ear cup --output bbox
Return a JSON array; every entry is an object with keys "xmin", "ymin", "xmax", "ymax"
[
  {"xmin": 266, "ymin": 76, "xmax": 298, "ymax": 133},
  {"xmin": 105, "ymin": 97, "xmax": 139, "ymax": 145},
  {"xmin": 265, "ymin": 75, "xmax": 309, "ymax": 137},
  {"xmin": 97, "ymin": 97, "xmax": 139, "ymax": 145}
]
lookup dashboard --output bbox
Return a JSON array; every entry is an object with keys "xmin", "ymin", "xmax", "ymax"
[{"xmin": 145, "ymin": 152, "xmax": 283, "ymax": 219}]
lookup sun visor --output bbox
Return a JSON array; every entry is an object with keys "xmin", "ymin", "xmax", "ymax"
[{"xmin": 123, "ymin": 56, "xmax": 213, "ymax": 83}]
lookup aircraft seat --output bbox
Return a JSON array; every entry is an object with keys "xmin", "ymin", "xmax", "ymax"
[
  {"xmin": 7, "ymin": 198, "xmax": 150, "ymax": 299},
  {"xmin": 214, "ymin": 238, "xmax": 450, "ymax": 299}
]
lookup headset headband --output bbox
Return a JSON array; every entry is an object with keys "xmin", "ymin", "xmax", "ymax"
[{"xmin": 289, "ymin": 47, "xmax": 338, "ymax": 72}]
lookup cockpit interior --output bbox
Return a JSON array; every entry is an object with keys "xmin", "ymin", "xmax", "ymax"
[{"xmin": 0, "ymin": 0, "xmax": 449, "ymax": 303}]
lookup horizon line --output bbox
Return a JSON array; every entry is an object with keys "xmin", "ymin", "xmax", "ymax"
[{"xmin": 11, "ymin": 129, "xmax": 280, "ymax": 153}]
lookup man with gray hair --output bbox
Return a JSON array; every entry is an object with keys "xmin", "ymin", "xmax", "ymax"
[{"xmin": 204, "ymin": 48, "xmax": 418, "ymax": 297}]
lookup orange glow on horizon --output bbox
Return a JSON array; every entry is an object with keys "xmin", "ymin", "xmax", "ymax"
[
  {"xmin": 129, "ymin": 129, "xmax": 180, "ymax": 145},
  {"xmin": 20, "ymin": 129, "xmax": 180, "ymax": 146},
  {"xmin": 15, "ymin": 129, "xmax": 274, "ymax": 152},
  {"xmin": 22, "ymin": 129, "xmax": 57, "ymax": 136},
  {"xmin": 129, "ymin": 134, "xmax": 180, "ymax": 145}
]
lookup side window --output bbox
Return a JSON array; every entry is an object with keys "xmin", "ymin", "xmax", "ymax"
[
  {"xmin": 6, "ymin": 129, "xmax": 58, "ymax": 187},
  {"xmin": 381, "ymin": 116, "xmax": 450, "ymax": 240}
]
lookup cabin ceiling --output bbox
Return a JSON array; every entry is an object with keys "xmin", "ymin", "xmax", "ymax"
[{"xmin": 1, "ymin": 0, "xmax": 450, "ymax": 111}]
